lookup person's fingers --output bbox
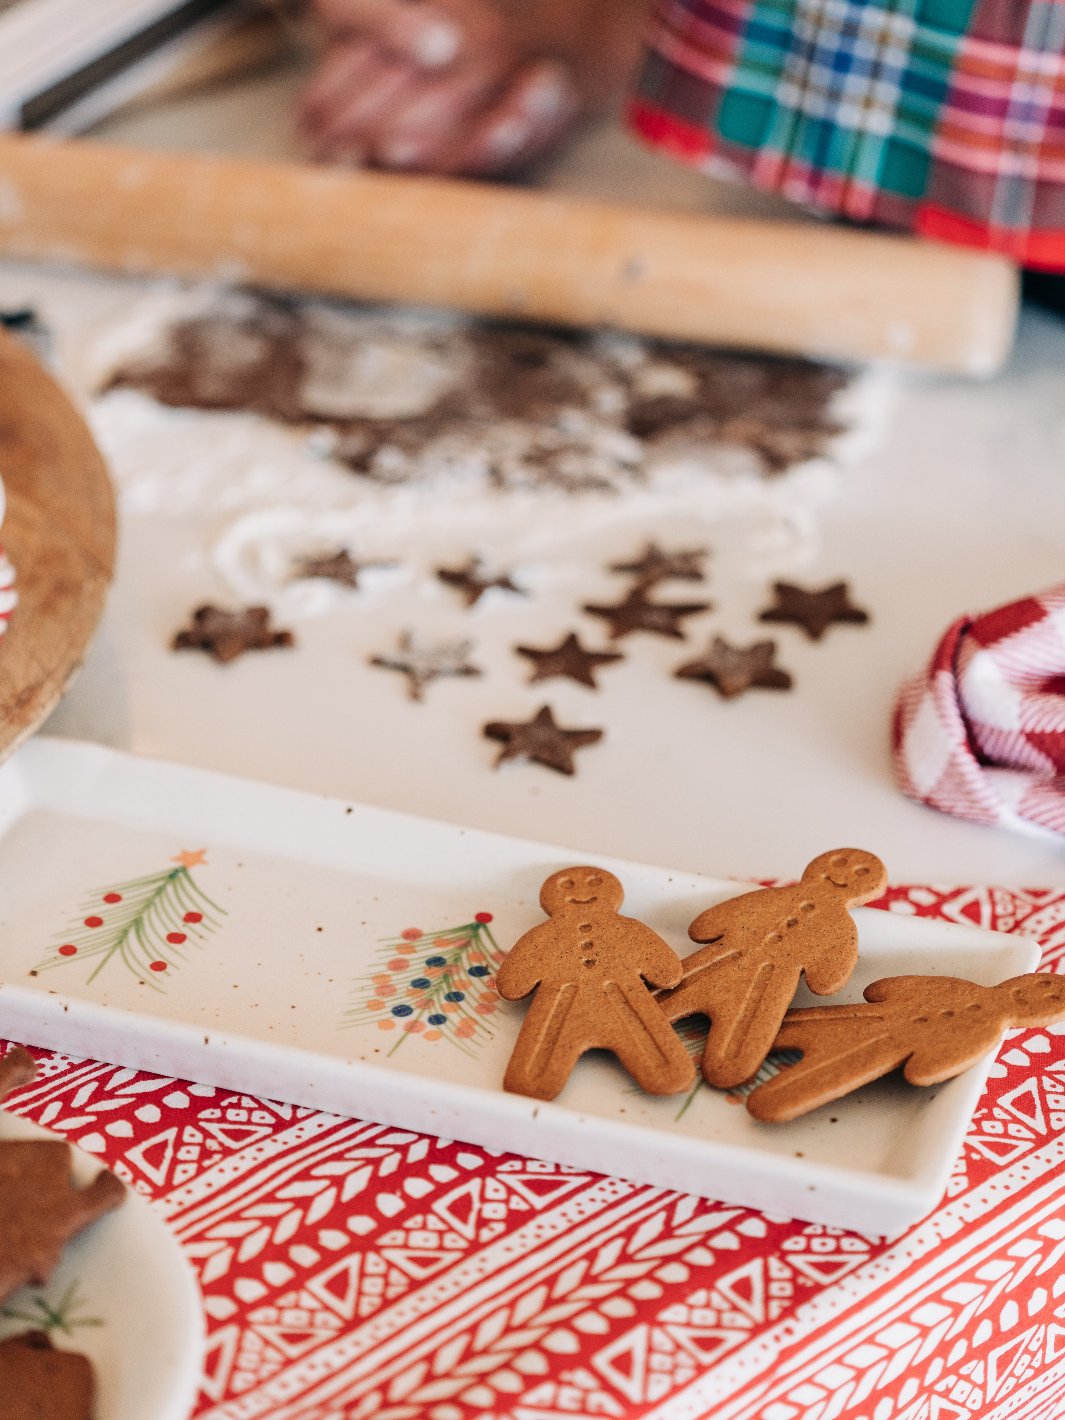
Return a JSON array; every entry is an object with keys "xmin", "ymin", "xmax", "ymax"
[
  {"xmin": 308, "ymin": 60, "xmax": 424, "ymax": 153},
  {"xmin": 442, "ymin": 59, "xmax": 581, "ymax": 176},
  {"xmin": 367, "ymin": 57, "xmax": 513, "ymax": 169},
  {"xmin": 297, "ymin": 39, "xmax": 379, "ymax": 134},
  {"xmin": 311, "ymin": 0, "xmax": 463, "ymax": 69}
]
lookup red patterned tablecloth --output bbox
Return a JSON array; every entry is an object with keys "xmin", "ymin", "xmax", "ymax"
[{"xmin": 6, "ymin": 883, "xmax": 1065, "ymax": 1420}]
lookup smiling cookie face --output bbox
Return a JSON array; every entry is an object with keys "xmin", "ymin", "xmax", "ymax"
[
  {"xmin": 802, "ymin": 849, "xmax": 887, "ymax": 899},
  {"xmin": 540, "ymin": 866, "xmax": 624, "ymax": 915}
]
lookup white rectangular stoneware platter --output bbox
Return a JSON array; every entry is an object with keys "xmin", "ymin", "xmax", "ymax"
[{"xmin": 0, "ymin": 738, "xmax": 1038, "ymax": 1236}]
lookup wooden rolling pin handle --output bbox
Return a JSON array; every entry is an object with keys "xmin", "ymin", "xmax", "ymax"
[{"xmin": 0, "ymin": 133, "xmax": 1018, "ymax": 373}]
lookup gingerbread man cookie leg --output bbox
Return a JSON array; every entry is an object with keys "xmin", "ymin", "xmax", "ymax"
[
  {"xmin": 663, "ymin": 850, "xmax": 887, "ymax": 1090},
  {"xmin": 748, "ymin": 973, "xmax": 1065, "ymax": 1123},
  {"xmin": 701, "ymin": 959, "xmax": 800, "ymax": 1090},
  {"xmin": 502, "ymin": 983, "xmax": 587, "ymax": 1100},
  {"xmin": 498, "ymin": 867, "xmax": 694, "ymax": 1101},
  {"xmin": 601, "ymin": 978, "xmax": 696, "ymax": 1096},
  {"xmin": 746, "ymin": 1006, "xmax": 895, "ymax": 1122}
]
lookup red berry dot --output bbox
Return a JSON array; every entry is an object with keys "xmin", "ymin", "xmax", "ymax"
[
  {"xmin": 58, "ymin": 944, "xmax": 77, "ymax": 957},
  {"xmin": 183, "ymin": 911, "xmax": 203, "ymax": 924},
  {"xmin": 103, "ymin": 893, "xmax": 122, "ymax": 904},
  {"xmin": 84, "ymin": 916, "xmax": 103, "ymax": 928},
  {"xmin": 401, "ymin": 928, "xmax": 423, "ymax": 941},
  {"xmin": 166, "ymin": 932, "xmax": 187, "ymax": 945},
  {"xmin": 475, "ymin": 912, "xmax": 493, "ymax": 924},
  {"xmin": 149, "ymin": 960, "xmax": 168, "ymax": 972}
]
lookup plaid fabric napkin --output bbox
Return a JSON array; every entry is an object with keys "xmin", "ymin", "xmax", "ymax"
[
  {"xmin": 629, "ymin": 0, "xmax": 1065, "ymax": 269},
  {"xmin": 893, "ymin": 584, "xmax": 1065, "ymax": 836}
]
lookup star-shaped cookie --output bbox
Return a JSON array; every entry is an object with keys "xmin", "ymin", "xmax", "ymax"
[
  {"xmin": 370, "ymin": 632, "xmax": 481, "ymax": 701},
  {"xmin": 609, "ymin": 542, "xmax": 708, "ymax": 588},
  {"xmin": 515, "ymin": 632, "xmax": 623, "ymax": 689},
  {"xmin": 583, "ymin": 587, "xmax": 710, "ymax": 641},
  {"xmin": 172, "ymin": 605, "xmax": 294, "ymax": 663},
  {"xmin": 675, "ymin": 636, "xmax": 793, "ymax": 699},
  {"xmin": 436, "ymin": 557, "xmax": 525, "ymax": 608},
  {"xmin": 483, "ymin": 705, "xmax": 603, "ymax": 775},
  {"xmin": 758, "ymin": 581, "xmax": 870, "ymax": 641},
  {"xmin": 292, "ymin": 549, "xmax": 394, "ymax": 589}
]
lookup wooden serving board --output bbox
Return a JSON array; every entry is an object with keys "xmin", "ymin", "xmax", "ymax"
[{"xmin": 0, "ymin": 328, "xmax": 115, "ymax": 759}]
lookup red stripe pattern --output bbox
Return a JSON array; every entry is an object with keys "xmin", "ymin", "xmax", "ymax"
[
  {"xmin": 0, "ymin": 544, "xmax": 15, "ymax": 636},
  {"xmin": 4, "ymin": 884, "xmax": 1065, "ymax": 1416},
  {"xmin": 894, "ymin": 584, "xmax": 1065, "ymax": 837}
]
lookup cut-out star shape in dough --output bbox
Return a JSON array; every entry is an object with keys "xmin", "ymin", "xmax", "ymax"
[
  {"xmin": 515, "ymin": 632, "xmax": 623, "ymax": 689},
  {"xmin": 609, "ymin": 542, "xmax": 709, "ymax": 588},
  {"xmin": 292, "ymin": 549, "xmax": 394, "ymax": 589},
  {"xmin": 675, "ymin": 636, "xmax": 793, "ymax": 699},
  {"xmin": 583, "ymin": 587, "xmax": 710, "ymax": 641},
  {"xmin": 436, "ymin": 557, "xmax": 525, "ymax": 608},
  {"xmin": 370, "ymin": 632, "xmax": 481, "ymax": 701},
  {"xmin": 758, "ymin": 581, "xmax": 870, "ymax": 641},
  {"xmin": 172, "ymin": 605, "xmax": 294, "ymax": 663},
  {"xmin": 483, "ymin": 705, "xmax": 603, "ymax": 776}
]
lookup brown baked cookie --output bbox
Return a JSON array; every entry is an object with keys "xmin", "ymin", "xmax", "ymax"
[
  {"xmin": 758, "ymin": 581, "xmax": 869, "ymax": 641},
  {"xmin": 0, "ymin": 1140, "xmax": 126, "ymax": 1303},
  {"xmin": 0, "ymin": 1046, "xmax": 36, "ymax": 1104},
  {"xmin": 748, "ymin": 973, "xmax": 1065, "ymax": 1123},
  {"xmin": 497, "ymin": 867, "xmax": 696, "ymax": 1101},
  {"xmin": 0, "ymin": 1331, "xmax": 94, "ymax": 1420},
  {"xmin": 172, "ymin": 605, "xmax": 294, "ymax": 664},
  {"xmin": 657, "ymin": 849, "xmax": 887, "ymax": 1090}
]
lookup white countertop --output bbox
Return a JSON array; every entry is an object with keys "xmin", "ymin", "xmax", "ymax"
[{"xmin": 14, "ymin": 48, "xmax": 1065, "ymax": 889}]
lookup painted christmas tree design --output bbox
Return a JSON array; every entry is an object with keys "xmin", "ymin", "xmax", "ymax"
[
  {"xmin": 35, "ymin": 850, "xmax": 225, "ymax": 991},
  {"xmin": 1, "ymin": 1281, "xmax": 102, "ymax": 1337},
  {"xmin": 346, "ymin": 912, "xmax": 506, "ymax": 1057}
]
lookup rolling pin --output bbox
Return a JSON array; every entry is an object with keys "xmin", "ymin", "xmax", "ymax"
[{"xmin": 0, "ymin": 131, "xmax": 1018, "ymax": 373}]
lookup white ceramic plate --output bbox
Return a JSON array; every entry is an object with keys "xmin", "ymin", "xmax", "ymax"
[
  {"xmin": 0, "ymin": 1111, "xmax": 203, "ymax": 1420},
  {"xmin": 0, "ymin": 737, "xmax": 1039, "ymax": 1237}
]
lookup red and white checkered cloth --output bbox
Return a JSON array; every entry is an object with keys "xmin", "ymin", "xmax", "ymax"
[{"xmin": 893, "ymin": 584, "xmax": 1065, "ymax": 836}]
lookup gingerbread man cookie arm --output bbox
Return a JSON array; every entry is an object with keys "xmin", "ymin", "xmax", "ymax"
[
  {"xmin": 627, "ymin": 919, "xmax": 685, "ymax": 990},
  {"xmin": 687, "ymin": 890, "xmax": 765, "ymax": 944},
  {"xmin": 495, "ymin": 925, "xmax": 551, "ymax": 1000},
  {"xmin": 747, "ymin": 1006, "xmax": 897, "ymax": 1122},
  {"xmin": 886, "ymin": 973, "xmax": 1065, "ymax": 1086},
  {"xmin": 0, "ymin": 1045, "xmax": 36, "ymax": 1103},
  {"xmin": 799, "ymin": 922, "xmax": 861, "ymax": 996},
  {"xmin": 655, "ymin": 936, "xmax": 743, "ymax": 1023}
]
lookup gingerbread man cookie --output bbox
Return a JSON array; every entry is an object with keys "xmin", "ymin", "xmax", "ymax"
[
  {"xmin": 747, "ymin": 973, "xmax": 1065, "ymax": 1123},
  {"xmin": 497, "ymin": 866, "xmax": 696, "ymax": 1101},
  {"xmin": 0, "ymin": 1046, "xmax": 126, "ymax": 1304},
  {"xmin": 657, "ymin": 849, "xmax": 887, "ymax": 1089},
  {"xmin": 0, "ymin": 1331, "xmax": 94, "ymax": 1420}
]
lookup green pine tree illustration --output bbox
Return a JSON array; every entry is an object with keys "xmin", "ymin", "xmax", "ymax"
[
  {"xmin": 346, "ymin": 912, "xmax": 505, "ymax": 1058},
  {"xmin": 35, "ymin": 850, "xmax": 225, "ymax": 991},
  {"xmin": 1, "ymin": 1280, "xmax": 103, "ymax": 1335}
]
